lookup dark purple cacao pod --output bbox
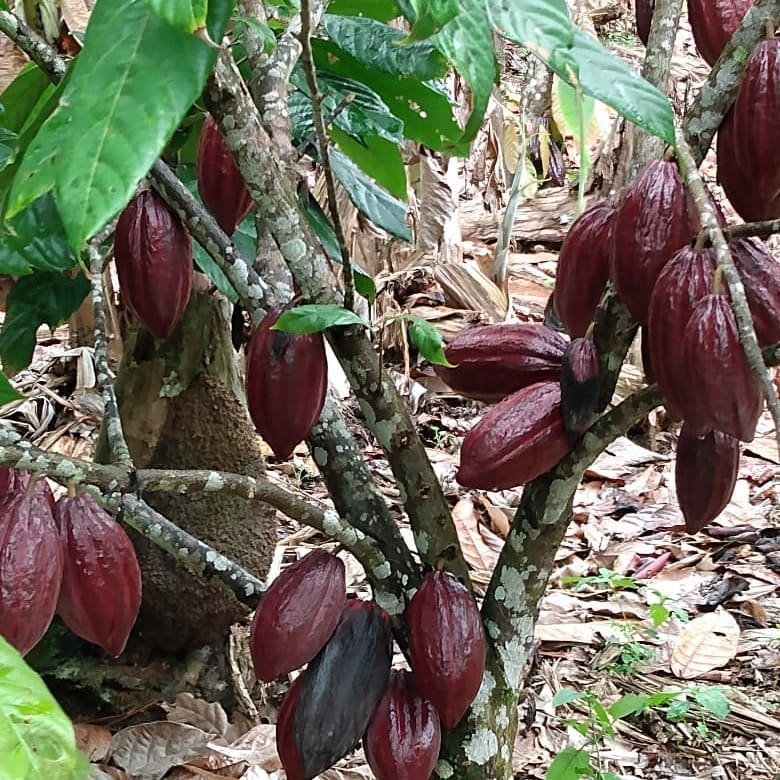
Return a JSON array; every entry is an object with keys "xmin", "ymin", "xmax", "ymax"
[
  {"xmin": 363, "ymin": 669, "xmax": 442, "ymax": 780},
  {"xmin": 560, "ymin": 337, "xmax": 601, "ymax": 437},
  {"xmin": 640, "ymin": 325, "xmax": 655, "ymax": 383},
  {"xmin": 197, "ymin": 115, "xmax": 255, "ymax": 235},
  {"xmin": 0, "ymin": 470, "xmax": 55, "ymax": 510},
  {"xmin": 731, "ymin": 241, "xmax": 780, "ymax": 347},
  {"xmin": 687, "ymin": 0, "xmax": 754, "ymax": 66},
  {"xmin": 54, "ymin": 493, "xmax": 142, "ymax": 657},
  {"xmin": 610, "ymin": 160, "xmax": 699, "ymax": 323},
  {"xmin": 245, "ymin": 307, "xmax": 328, "ymax": 459},
  {"xmin": 457, "ymin": 381, "xmax": 573, "ymax": 490},
  {"xmin": 648, "ymin": 245, "xmax": 717, "ymax": 420},
  {"xmin": 682, "ymin": 293, "xmax": 762, "ymax": 441},
  {"xmin": 0, "ymin": 491, "xmax": 62, "ymax": 654},
  {"xmin": 406, "ymin": 571, "xmax": 486, "ymax": 729},
  {"xmin": 435, "ymin": 323, "xmax": 566, "ymax": 403},
  {"xmin": 636, "ymin": 0, "xmax": 654, "ymax": 44},
  {"xmin": 276, "ymin": 675, "xmax": 306, "ymax": 780},
  {"xmin": 553, "ymin": 199, "xmax": 616, "ymax": 338},
  {"xmin": 250, "ymin": 550, "xmax": 346, "ymax": 682},
  {"xmin": 675, "ymin": 424, "xmax": 739, "ymax": 533},
  {"xmin": 114, "ymin": 189, "xmax": 193, "ymax": 340}
]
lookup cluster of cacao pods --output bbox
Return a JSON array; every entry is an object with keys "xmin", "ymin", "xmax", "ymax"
[
  {"xmin": 251, "ymin": 551, "xmax": 486, "ymax": 779},
  {"xmin": 0, "ymin": 470, "xmax": 141, "ymax": 657}
]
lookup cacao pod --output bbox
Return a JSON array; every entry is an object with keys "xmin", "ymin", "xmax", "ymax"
[
  {"xmin": 731, "ymin": 240, "xmax": 780, "ymax": 347},
  {"xmin": 54, "ymin": 493, "xmax": 142, "ymax": 657},
  {"xmin": 682, "ymin": 293, "xmax": 762, "ymax": 441},
  {"xmin": 197, "ymin": 115, "xmax": 255, "ymax": 235},
  {"xmin": 406, "ymin": 570, "xmax": 486, "ymax": 729},
  {"xmin": 363, "ymin": 669, "xmax": 442, "ymax": 780},
  {"xmin": 0, "ymin": 491, "xmax": 62, "ymax": 654},
  {"xmin": 687, "ymin": 0, "xmax": 754, "ymax": 66},
  {"xmin": 456, "ymin": 381, "xmax": 573, "ymax": 490},
  {"xmin": 286, "ymin": 598, "xmax": 393, "ymax": 779},
  {"xmin": 250, "ymin": 549, "xmax": 346, "ymax": 682},
  {"xmin": 560, "ymin": 337, "xmax": 601, "ymax": 437},
  {"xmin": 636, "ymin": 0, "xmax": 654, "ymax": 45},
  {"xmin": 0, "ymin": 469, "xmax": 55, "ymax": 509},
  {"xmin": 434, "ymin": 323, "xmax": 566, "ymax": 403},
  {"xmin": 610, "ymin": 159, "xmax": 698, "ymax": 323},
  {"xmin": 647, "ymin": 245, "xmax": 717, "ymax": 420},
  {"xmin": 114, "ymin": 189, "xmax": 193, "ymax": 340},
  {"xmin": 553, "ymin": 199, "xmax": 616, "ymax": 338},
  {"xmin": 245, "ymin": 307, "xmax": 328, "ymax": 459},
  {"xmin": 640, "ymin": 325, "xmax": 655, "ymax": 383},
  {"xmin": 675, "ymin": 424, "xmax": 739, "ymax": 533},
  {"xmin": 276, "ymin": 675, "xmax": 306, "ymax": 780}
]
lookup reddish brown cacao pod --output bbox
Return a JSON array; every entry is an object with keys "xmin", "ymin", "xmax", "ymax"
[
  {"xmin": 250, "ymin": 550, "xmax": 346, "ymax": 682},
  {"xmin": 610, "ymin": 160, "xmax": 698, "ymax": 323},
  {"xmin": 114, "ymin": 189, "xmax": 193, "ymax": 340},
  {"xmin": 647, "ymin": 245, "xmax": 717, "ymax": 420},
  {"xmin": 276, "ymin": 675, "xmax": 306, "ymax": 780},
  {"xmin": 0, "ymin": 491, "xmax": 62, "ymax": 655},
  {"xmin": 245, "ymin": 307, "xmax": 328, "ymax": 459},
  {"xmin": 560, "ymin": 337, "xmax": 601, "ymax": 437},
  {"xmin": 553, "ymin": 199, "xmax": 616, "ymax": 338},
  {"xmin": 457, "ymin": 381, "xmax": 573, "ymax": 490},
  {"xmin": 682, "ymin": 293, "xmax": 762, "ymax": 441},
  {"xmin": 406, "ymin": 571, "xmax": 486, "ymax": 729},
  {"xmin": 197, "ymin": 115, "xmax": 254, "ymax": 235},
  {"xmin": 675, "ymin": 424, "xmax": 739, "ymax": 533},
  {"xmin": 434, "ymin": 323, "xmax": 566, "ymax": 403},
  {"xmin": 0, "ymin": 470, "xmax": 55, "ymax": 509},
  {"xmin": 636, "ymin": 0, "xmax": 654, "ymax": 44},
  {"xmin": 363, "ymin": 669, "xmax": 442, "ymax": 780},
  {"xmin": 54, "ymin": 493, "xmax": 142, "ymax": 657},
  {"xmin": 731, "ymin": 240, "xmax": 780, "ymax": 347},
  {"xmin": 687, "ymin": 0, "xmax": 754, "ymax": 66},
  {"xmin": 640, "ymin": 325, "xmax": 655, "ymax": 383}
]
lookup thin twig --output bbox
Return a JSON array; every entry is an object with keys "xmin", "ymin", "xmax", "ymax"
[
  {"xmin": 725, "ymin": 219, "xmax": 780, "ymax": 241},
  {"xmin": 0, "ymin": 9, "xmax": 65, "ymax": 80}
]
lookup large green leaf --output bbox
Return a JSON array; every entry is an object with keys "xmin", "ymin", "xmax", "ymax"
[
  {"xmin": 406, "ymin": 0, "xmax": 460, "ymax": 40},
  {"xmin": 8, "ymin": 0, "xmax": 235, "ymax": 248},
  {"xmin": 0, "ymin": 635, "xmax": 86, "ymax": 780},
  {"xmin": 141, "ymin": 0, "xmax": 208, "ymax": 32},
  {"xmin": 273, "ymin": 304, "xmax": 366, "ymax": 333},
  {"xmin": 331, "ymin": 128, "xmax": 407, "ymax": 199},
  {"xmin": 0, "ymin": 272, "xmax": 91, "ymax": 373},
  {"xmin": 0, "ymin": 64, "xmax": 51, "ymax": 135},
  {"xmin": 486, "ymin": 0, "xmax": 675, "ymax": 145},
  {"xmin": 326, "ymin": 0, "xmax": 401, "ymax": 20}
]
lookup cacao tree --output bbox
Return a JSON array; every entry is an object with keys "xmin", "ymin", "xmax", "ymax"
[{"xmin": 0, "ymin": 0, "xmax": 779, "ymax": 778}]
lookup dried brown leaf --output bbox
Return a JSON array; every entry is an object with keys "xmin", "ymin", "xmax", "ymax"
[{"xmin": 670, "ymin": 609, "xmax": 740, "ymax": 679}]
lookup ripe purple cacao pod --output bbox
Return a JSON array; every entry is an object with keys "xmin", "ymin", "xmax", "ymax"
[
  {"xmin": 363, "ymin": 669, "xmax": 442, "ymax": 780},
  {"xmin": 553, "ymin": 199, "xmax": 616, "ymax": 338},
  {"xmin": 456, "ymin": 381, "xmax": 573, "ymax": 490},
  {"xmin": 560, "ymin": 337, "xmax": 601, "ymax": 437},
  {"xmin": 687, "ymin": 0, "xmax": 754, "ymax": 66},
  {"xmin": 730, "ymin": 241, "xmax": 780, "ymax": 347},
  {"xmin": 283, "ymin": 598, "xmax": 392, "ymax": 779},
  {"xmin": 277, "ymin": 675, "xmax": 306, "ymax": 780},
  {"xmin": 610, "ymin": 159, "xmax": 699, "ymax": 323},
  {"xmin": 675, "ymin": 423, "xmax": 739, "ymax": 533},
  {"xmin": 434, "ymin": 323, "xmax": 566, "ymax": 403},
  {"xmin": 640, "ymin": 325, "xmax": 655, "ymax": 383},
  {"xmin": 114, "ymin": 189, "xmax": 193, "ymax": 340},
  {"xmin": 682, "ymin": 293, "xmax": 762, "ymax": 441},
  {"xmin": 406, "ymin": 571, "xmax": 486, "ymax": 729},
  {"xmin": 197, "ymin": 115, "xmax": 254, "ymax": 235},
  {"xmin": 0, "ymin": 470, "xmax": 55, "ymax": 510},
  {"xmin": 54, "ymin": 493, "xmax": 142, "ymax": 657},
  {"xmin": 647, "ymin": 245, "xmax": 717, "ymax": 420},
  {"xmin": 250, "ymin": 550, "xmax": 346, "ymax": 682},
  {"xmin": 0, "ymin": 490, "xmax": 62, "ymax": 655},
  {"xmin": 245, "ymin": 307, "xmax": 328, "ymax": 459},
  {"xmin": 636, "ymin": 0, "xmax": 654, "ymax": 44}
]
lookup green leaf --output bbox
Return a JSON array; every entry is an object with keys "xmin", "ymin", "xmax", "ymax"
[
  {"xmin": 694, "ymin": 687, "xmax": 730, "ymax": 720},
  {"xmin": 331, "ymin": 128, "xmax": 407, "ymax": 200},
  {"xmin": 545, "ymin": 747, "xmax": 591, "ymax": 780},
  {"xmin": 0, "ymin": 64, "xmax": 51, "ymax": 135},
  {"xmin": 0, "ymin": 373, "xmax": 23, "ymax": 406},
  {"xmin": 8, "ymin": 0, "xmax": 234, "ymax": 247},
  {"xmin": 665, "ymin": 699, "xmax": 691, "ymax": 723},
  {"xmin": 552, "ymin": 687, "xmax": 586, "ymax": 708},
  {"xmin": 234, "ymin": 15, "xmax": 277, "ymax": 53},
  {"xmin": 0, "ymin": 635, "xmax": 86, "ymax": 779},
  {"xmin": 0, "ymin": 272, "xmax": 91, "ymax": 373},
  {"xmin": 0, "ymin": 129, "xmax": 14, "ymax": 171},
  {"xmin": 406, "ymin": 315, "xmax": 452, "ymax": 366},
  {"xmin": 608, "ymin": 693, "xmax": 652, "ymax": 719},
  {"xmin": 648, "ymin": 602, "xmax": 670, "ymax": 627},
  {"xmin": 406, "ymin": 0, "xmax": 460, "ymax": 40},
  {"xmin": 487, "ymin": 0, "xmax": 675, "ymax": 145},
  {"xmin": 326, "ymin": 0, "xmax": 401, "ymax": 20},
  {"xmin": 141, "ymin": 0, "xmax": 208, "ymax": 32},
  {"xmin": 272, "ymin": 304, "xmax": 366, "ymax": 333},
  {"xmin": 353, "ymin": 264, "xmax": 377, "ymax": 301}
]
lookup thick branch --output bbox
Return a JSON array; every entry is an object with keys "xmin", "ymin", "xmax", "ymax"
[{"xmin": 0, "ymin": 9, "xmax": 65, "ymax": 80}]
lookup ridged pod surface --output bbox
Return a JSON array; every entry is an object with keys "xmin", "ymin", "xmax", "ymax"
[
  {"xmin": 250, "ymin": 550, "xmax": 346, "ymax": 682},
  {"xmin": 687, "ymin": 0, "xmax": 754, "ymax": 66},
  {"xmin": 406, "ymin": 571, "xmax": 486, "ymax": 729},
  {"xmin": 54, "ymin": 493, "xmax": 142, "ymax": 657},
  {"xmin": 647, "ymin": 245, "xmax": 717, "ymax": 420},
  {"xmin": 363, "ymin": 669, "xmax": 441, "ymax": 780},
  {"xmin": 560, "ymin": 337, "xmax": 601, "ymax": 437},
  {"xmin": 675, "ymin": 424, "xmax": 739, "ymax": 533},
  {"xmin": 553, "ymin": 199, "xmax": 616, "ymax": 338},
  {"xmin": 682, "ymin": 293, "xmax": 762, "ymax": 441},
  {"xmin": 457, "ymin": 381, "xmax": 573, "ymax": 490},
  {"xmin": 435, "ymin": 323, "xmax": 566, "ymax": 403},
  {"xmin": 610, "ymin": 160, "xmax": 698, "ymax": 323},
  {"xmin": 0, "ymin": 470, "xmax": 56, "ymax": 510},
  {"xmin": 197, "ymin": 115, "xmax": 254, "ymax": 235},
  {"xmin": 636, "ymin": 0, "xmax": 654, "ymax": 44},
  {"xmin": 114, "ymin": 189, "xmax": 193, "ymax": 339},
  {"xmin": 276, "ymin": 676, "xmax": 306, "ymax": 780},
  {"xmin": 0, "ymin": 491, "xmax": 62, "ymax": 654},
  {"xmin": 731, "ymin": 239, "xmax": 780, "ymax": 347},
  {"xmin": 245, "ymin": 307, "xmax": 328, "ymax": 459}
]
